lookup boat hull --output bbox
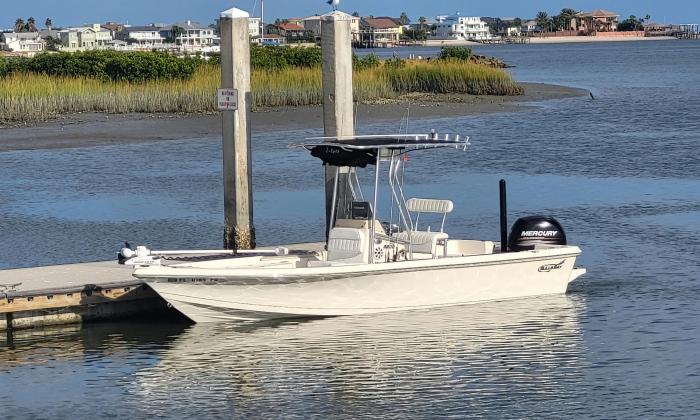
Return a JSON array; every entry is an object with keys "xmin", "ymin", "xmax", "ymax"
[{"xmin": 139, "ymin": 247, "xmax": 585, "ymax": 322}]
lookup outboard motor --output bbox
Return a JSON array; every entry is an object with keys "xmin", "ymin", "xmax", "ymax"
[{"xmin": 508, "ymin": 216, "xmax": 567, "ymax": 251}]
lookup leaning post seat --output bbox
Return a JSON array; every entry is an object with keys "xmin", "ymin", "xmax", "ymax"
[
  {"xmin": 326, "ymin": 227, "xmax": 370, "ymax": 264},
  {"xmin": 395, "ymin": 198, "xmax": 454, "ymax": 257}
]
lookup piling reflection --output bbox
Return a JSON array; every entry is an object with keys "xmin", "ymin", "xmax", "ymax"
[{"xmin": 130, "ymin": 295, "xmax": 587, "ymax": 417}]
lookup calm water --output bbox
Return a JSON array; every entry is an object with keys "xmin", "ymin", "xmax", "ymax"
[{"xmin": 1, "ymin": 40, "xmax": 700, "ymax": 418}]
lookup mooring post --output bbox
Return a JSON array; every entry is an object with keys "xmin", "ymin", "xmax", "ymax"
[
  {"xmin": 499, "ymin": 179, "xmax": 508, "ymax": 253},
  {"xmin": 220, "ymin": 7, "xmax": 255, "ymax": 250},
  {"xmin": 321, "ymin": 11, "xmax": 355, "ymax": 237}
]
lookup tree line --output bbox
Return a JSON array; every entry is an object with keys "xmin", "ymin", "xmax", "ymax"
[
  {"xmin": 13, "ymin": 17, "xmax": 53, "ymax": 32},
  {"xmin": 533, "ymin": 9, "xmax": 652, "ymax": 33}
]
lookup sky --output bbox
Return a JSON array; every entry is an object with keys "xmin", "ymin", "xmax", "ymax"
[{"xmin": 2, "ymin": 0, "xmax": 698, "ymax": 29}]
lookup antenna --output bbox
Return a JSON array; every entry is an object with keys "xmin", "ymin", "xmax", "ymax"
[
  {"xmin": 398, "ymin": 105, "xmax": 411, "ymax": 134},
  {"xmin": 405, "ymin": 104, "xmax": 410, "ymax": 134},
  {"xmin": 354, "ymin": 101, "xmax": 358, "ymax": 130}
]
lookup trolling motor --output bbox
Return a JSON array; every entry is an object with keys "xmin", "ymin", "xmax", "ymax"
[{"xmin": 118, "ymin": 242, "xmax": 163, "ymax": 266}]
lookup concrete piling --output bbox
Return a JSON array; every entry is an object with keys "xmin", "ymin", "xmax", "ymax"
[
  {"xmin": 220, "ymin": 7, "xmax": 255, "ymax": 250},
  {"xmin": 321, "ymin": 11, "xmax": 355, "ymax": 234}
]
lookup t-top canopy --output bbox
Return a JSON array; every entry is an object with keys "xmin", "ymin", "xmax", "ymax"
[{"xmin": 293, "ymin": 133, "xmax": 470, "ymax": 167}]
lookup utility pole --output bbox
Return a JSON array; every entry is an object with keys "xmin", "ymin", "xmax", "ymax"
[
  {"xmin": 261, "ymin": 0, "xmax": 265, "ymax": 38},
  {"xmin": 220, "ymin": 7, "xmax": 255, "ymax": 250},
  {"xmin": 321, "ymin": 11, "xmax": 355, "ymax": 237}
]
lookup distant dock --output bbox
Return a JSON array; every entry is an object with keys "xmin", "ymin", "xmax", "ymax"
[{"xmin": 477, "ymin": 37, "xmax": 531, "ymax": 45}]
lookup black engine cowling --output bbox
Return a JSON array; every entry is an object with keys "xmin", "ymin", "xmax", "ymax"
[{"xmin": 508, "ymin": 216, "xmax": 567, "ymax": 251}]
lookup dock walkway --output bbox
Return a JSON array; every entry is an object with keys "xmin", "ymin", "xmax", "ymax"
[{"xmin": 1, "ymin": 261, "xmax": 159, "ymax": 331}]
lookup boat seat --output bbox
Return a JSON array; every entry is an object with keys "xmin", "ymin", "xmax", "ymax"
[
  {"xmin": 394, "ymin": 230, "xmax": 448, "ymax": 256},
  {"xmin": 406, "ymin": 198, "xmax": 454, "ymax": 214},
  {"xmin": 326, "ymin": 227, "xmax": 369, "ymax": 264},
  {"xmin": 396, "ymin": 198, "xmax": 453, "ymax": 257}
]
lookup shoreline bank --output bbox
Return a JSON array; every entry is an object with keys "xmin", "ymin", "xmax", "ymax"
[
  {"xmin": 528, "ymin": 35, "xmax": 677, "ymax": 44},
  {"xmin": 0, "ymin": 82, "xmax": 587, "ymax": 152},
  {"xmin": 421, "ymin": 36, "xmax": 677, "ymax": 47}
]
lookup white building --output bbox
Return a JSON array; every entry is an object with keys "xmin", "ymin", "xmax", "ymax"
[
  {"xmin": 170, "ymin": 20, "xmax": 216, "ymax": 48},
  {"xmin": 116, "ymin": 25, "xmax": 167, "ymax": 46},
  {"xmin": 435, "ymin": 14, "xmax": 491, "ymax": 40},
  {"xmin": 521, "ymin": 20, "xmax": 541, "ymax": 35},
  {"xmin": 248, "ymin": 17, "xmax": 262, "ymax": 39},
  {"xmin": 0, "ymin": 32, "xmax": 45, "ymax": 53}
]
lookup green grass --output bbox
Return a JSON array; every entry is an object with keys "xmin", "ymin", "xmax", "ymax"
[{"xmin": 0, "ymin": 61, "xmax": 522, "ymax": 124}]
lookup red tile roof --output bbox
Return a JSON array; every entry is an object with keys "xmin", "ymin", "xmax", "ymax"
[
  {"xmin": 362, "ymin": 18, "xmax": 400, "ymax": 29},
  {"xmin": 278, "ymin": 22, "xmax": 304, "ymax": 31},
  {"xmin": 578, "ymin": 9, "xmax": 619, "ymax": 18}
]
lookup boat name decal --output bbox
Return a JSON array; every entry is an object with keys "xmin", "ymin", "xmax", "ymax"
[
  {"xmin": 167, "ymin": 277, "xmax": 222, "ymax": 283},
  {"xmin": 521, "ymin": 230, "xmax": 558, "ymax": 238},
  {"xmin": 538, "ymin": 260, "xmax": 565, "ymax": 272}
]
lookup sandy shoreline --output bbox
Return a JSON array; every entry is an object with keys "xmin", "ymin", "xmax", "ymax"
[
  {"xmin": 0, "ymin": 83, "xmax": 587, "ymax": 152},
  {"xmin": 528, "ymin": 35, "xmax": 676, "ymax": 44},
  {"xmin": 423, "ymin": 36, "xmax": 676, "ymax": 47}
]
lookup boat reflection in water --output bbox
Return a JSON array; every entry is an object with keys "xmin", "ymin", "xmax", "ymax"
[{"xmin": 131, "ymin": 294, "xmax": 588, "ymax": 417}]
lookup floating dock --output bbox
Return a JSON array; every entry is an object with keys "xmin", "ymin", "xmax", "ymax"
[{"xmin": 0, "ymin": 261, "xmax": 164, "ymax": 332}]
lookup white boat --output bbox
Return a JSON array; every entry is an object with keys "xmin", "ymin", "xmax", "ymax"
[{"xmin": 121, "ymin": 133, "xmax": 585, "ymax": 322}]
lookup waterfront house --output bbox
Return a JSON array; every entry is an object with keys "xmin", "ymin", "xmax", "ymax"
[
  {"xmin": 59, "ymin": 24, "xmax": 113, "ymax": 51},
  {"xmin": 573, "ymin": 9, "xmax": 619, "ymax": 34},
  {"xmin": 435, "ymin": 14, "xmax": 491, "ymax": 40},
  {"xmin": 248, "ymin": 17, "xmax": 262, "ymax": 40},
  {"xmin": 505, "ymin": 26, "xmax": 521, "ymax": 37},
  {"xmin": 302, "ymin": 15, "xmax": 322, "ymax": 40},
  {"xmin": 0, "ymin": 32, "xmax": 45, "ymax": 54},
  {"xmin": 303, "ymin": 13, "xmax": 360, "ymax": 42},
  {"xmin": 286, "ymin": 18, "xmax": 305, "ymax": 27},
  {"xmin": 102, "ymin": 22, "xmax": 125, "ymax": 38},
  {"xmin": 520, "ymin": 20, "xmax": 541, "ymax": 35},
  {"xmin": 276, "ymin": 22, "xmax": 307, "ymax": 41},
  {"xmin": 116, "ymin": 24, "xmax": 168, "ymax": 46},
  {"xmin": 168, "ymin": 20, "xmax": 216, "ymax": 48},
  {"xmin": 359, "ymin": 17, "xmax": 401, "ymax": 47}
]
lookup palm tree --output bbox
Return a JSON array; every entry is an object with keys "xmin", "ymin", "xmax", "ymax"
[
  {"xmin": 535, "ymin": 11, "xmax": 549, "ymax": 33},
  {"xmin": 399, "ymin": 12, "xmax": 410, "ymax": 26},
  {"xmin": 419, "ymin": 16, "xmax": 427, "ymax": 31},
  {"xmin": 169, "ymin": 25, "xmax": 185, "ymax": 44},
  {"xmin": 45, "ymin": 17, "xmax": 53, "ymax": 30},
  {"xmin": 26, "ymin": 17, "xmax": 37, "ymax": 32},
  {"xmin": 14, "ymin": 18, "xmax": 25, "ymax": 33},
  {"xmin": 559, "ymin": 8, "xmax": 577, "ymax": 30}
]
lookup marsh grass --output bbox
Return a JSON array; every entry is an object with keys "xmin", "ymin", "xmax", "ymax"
[{"xmin": 0, "ymin": 61, "xmax": 521, "ymax": 124}]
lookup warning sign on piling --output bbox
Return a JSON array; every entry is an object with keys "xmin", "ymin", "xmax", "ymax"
[{"xmin": 217, "ymin": 88, "xmax": 238, "ymax": 111}]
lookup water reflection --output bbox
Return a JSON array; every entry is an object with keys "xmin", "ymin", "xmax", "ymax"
[{"xmin": 130, "ymin": 295, "xmax": 586, "ymax": 418}]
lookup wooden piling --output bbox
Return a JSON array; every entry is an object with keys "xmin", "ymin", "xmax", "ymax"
[
  {"xmin": 220, "ymin": 7, "xmax": 255, "ymax": 250},
  {"xmin": 321, "ymin": 11, "xmax": 355, "ymax": 235}
]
